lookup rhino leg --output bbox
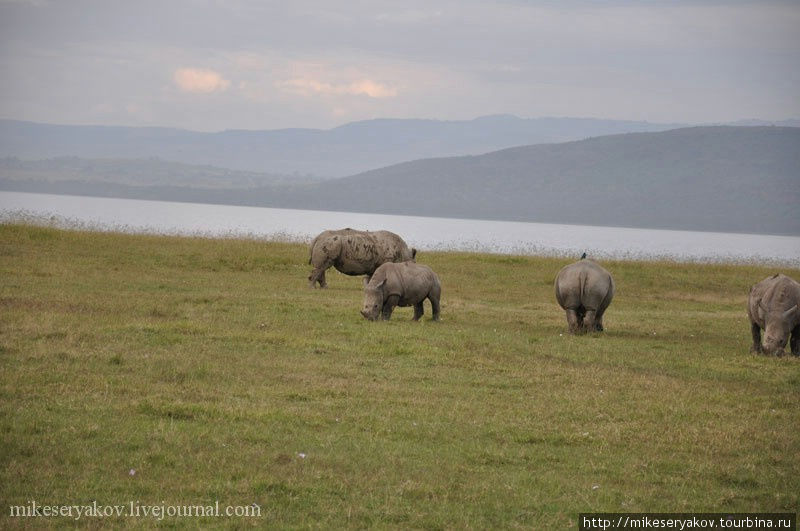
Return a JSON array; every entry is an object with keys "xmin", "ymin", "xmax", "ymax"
[
  {"xmin": 308, "ymin": 267, "xmax": 329, "ymax": 289},
  {"xmin": 565, "ymin": 309, "xmax": 581, "ymax": 334},
  {"xmin": 413, "ymin": 302, "xmax": 424, "ymax": 321},
  {"xmin": 382, "ymin": 295, "xmax": 399, "ymax": 321},
  {"xmin": 594, "ymin": 314, "xmax": 605, "ymax": 332},
  {"xmin": 576, "ymin": 307, "xmax": 587, "ymax": 331},
  {"xmin": 593, "ymin": 306, "xmax": 605, "ymax": 332},
  {"xmin": 595, "ymin": 291, "xmax": 612, "ymax": 332},
  {"xmin": 309, "ymin": 240, "xmax": 338, "ymax": 288},
  {"xmin": 583, "ymin": 309, "xmax": 597, "ymax": 333},
  {"xmin": 750, "ymin": 322, "xmax": 763, "ymax": 354},
  {"xmin": 429, "ymin": 292, "xmax": 441, "ymax": 322},
  {"xmin": 791, "ymin": 325, "xmax": 800, "ymax": 356}
]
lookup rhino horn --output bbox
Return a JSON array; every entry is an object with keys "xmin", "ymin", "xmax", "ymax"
[{"xmin": 783, "ymin": 305, "xmax": 798, "ymax": 320}]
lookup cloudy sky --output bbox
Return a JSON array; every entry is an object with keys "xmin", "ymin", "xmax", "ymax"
[{"xmin": 1, "ymin": 0, "xmax": 798, "ymax": 131}]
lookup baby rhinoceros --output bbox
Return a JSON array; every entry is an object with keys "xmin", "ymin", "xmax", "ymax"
[
  {"xmin": 747, "ymin": 273, "xmax": 800, "ymax": 356},
  {"xmin": 361, "ymin": 261, "xmax": 441, "ymax": 321},
  {"xmin": 554, "ymin": 258, "xmax": 615, "ymax": 334}
]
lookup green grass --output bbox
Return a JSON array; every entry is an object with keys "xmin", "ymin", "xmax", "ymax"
[{"xmin": 1, "ymin": 224, "xmax": 798, "ymax": 529}]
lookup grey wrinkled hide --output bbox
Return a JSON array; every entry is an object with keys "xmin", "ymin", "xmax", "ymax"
[
  {"xmin": 308, "ymin": 228, "xmax": 416, "ymax": 288},
  {"xmin": 554, "ymin": 259, "xmax": 615, "ymax": 334},
  {"xmin": 361, "ymin": 261, "xmax": 441, "ymax": 321},
  {"xmin": 747, "ymin": 273, "xmax": 800, "ymax": 356}
]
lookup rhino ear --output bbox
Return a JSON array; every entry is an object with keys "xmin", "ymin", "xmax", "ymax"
[{"xmin": 783, "ymin": 305, "xmax": 798, "ymax": 320}]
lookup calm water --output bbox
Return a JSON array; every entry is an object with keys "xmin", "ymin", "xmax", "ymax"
[{"xmin": 1, "ymin": 191, "xmax": 799, "ymax": 266}]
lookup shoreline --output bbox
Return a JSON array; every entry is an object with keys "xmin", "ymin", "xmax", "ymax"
[{"xmin": 3, "ymin": 215, "xmax": 799, "ymax": 269}]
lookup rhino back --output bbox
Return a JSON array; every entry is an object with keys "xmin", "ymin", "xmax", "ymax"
[
  {"xmin": 310, "ymin": 231, "xmax": 343, "ymax": 263},
  {"xmin": 763, "ymin": 275, "xmax": 800, "ymax": 312},
  {"xmin": 395, "ymin": 262, "xmax": 438, "ymax": 303},
  {"xmin": 400, "ymin": 262, "xmax": 437, "ymax": 290},
  {"xmin": 555, "ymin": 260, "xmax": 613, "ymax": 309},
  {"xmin": 373, "ymin": 262, "xmax": 435, "ymax": 299},
  {"xmin": 309, "ymin": 230, "xmax": 335, "ymax": 253},
  {"xmin": 311, "ymin": 229, "xmax": 356, "ymax": 257},
  {"xmin": 339, "ymin": 232, "xmax": 378, "ymax": 262},
  {"xmin": 749, "ymin": 274, "xmax": 776, "ymax": 323},
  {"xmin": 372, "ymin": 231, "xmax": 413, "ymax": 262},
  {"xmin": 748, "ymin": 274, "xmax": 800, "ymax": 325}
]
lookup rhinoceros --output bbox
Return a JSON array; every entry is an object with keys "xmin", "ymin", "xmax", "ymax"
[
  {"xmin": 308, "ymin": 228, "xmax": 416, "ymax": 288},
  {"xmin": 554, "ymin": 258, "xmax": 615, "ymax": 334},
  {"xmin": 747, "ymin": 273, "xmax": 800, "ymax": 356},
  {"xmin": 361, "ymin": 261, "xmax": 441, "ymax": 321}
]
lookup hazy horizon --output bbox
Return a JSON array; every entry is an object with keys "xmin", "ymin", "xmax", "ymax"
[
  {"xmin": 1, "ymin": 114, "xmax": 798, "ymax": 136},
  {"xmin": 0, "ymin": 113, "xmax": 685, "ymax": 133},
  {"xmin": 2, "ymin": 1, "xmax": 799, "ymax": 132}
]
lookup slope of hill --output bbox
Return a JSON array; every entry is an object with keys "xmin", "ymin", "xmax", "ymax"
[
  {"xmin": 0, "ymin": 157, "xmax": 317, "ymax": 189},
  {"xmin": 286, "ymin": 126, "xmax": 798, "ymax": 235},
  {"xmin": 0, "ymin": 116, "xmax": 685, "ymax": 177},
  {"xmin": 2, "ymin": 127, "xmax": 798, "ymax": 235}
]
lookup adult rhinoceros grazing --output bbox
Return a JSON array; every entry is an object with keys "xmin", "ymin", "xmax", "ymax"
[
  {"xmin": 308, "ymin": 228, "xmax": 416, "ymax": 288},
  {"xmin": 747, "ymin": 273, "xmax": 800, "ymax": 356},
  {"xmin": 554, "ymin": 258, "xmax": 615, "ymax": 334}
]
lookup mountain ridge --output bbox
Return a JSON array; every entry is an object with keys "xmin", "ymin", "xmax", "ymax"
[
  {"xmin": 2, "ymin": 126, "xmax": 798, "ymax": 236},
  {"xmin": 0, "ymin": 115, "xmax": 692, "ymax": 177}
]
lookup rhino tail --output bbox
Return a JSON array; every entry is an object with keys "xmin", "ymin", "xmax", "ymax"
[
  {"xmin": 579, "ymin": 270, "xmax": 588, "ymax": 300},
  {"xmin": 308, "ymin": 235, "xmax": 319, "ymax": 265},
  {"xmin": 412, "ymin": 248, "xmax": 417, "ymax": 260}
]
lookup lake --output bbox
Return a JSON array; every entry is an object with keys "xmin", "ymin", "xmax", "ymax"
[{"xmin": 1, "ymin": 191, "xmax": 798, "ymax": 266}]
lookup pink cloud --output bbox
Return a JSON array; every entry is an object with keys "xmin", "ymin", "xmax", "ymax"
[
  {"xmin": 173, "ymin": 68, "xmax": 231, "ymax": 94},
  {"xmin": 278, "ymin": 77, "xmax": 397, "ymax": 99}
]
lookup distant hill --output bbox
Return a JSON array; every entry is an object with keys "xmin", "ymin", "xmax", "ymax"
[
  {"xmin": 0, "ymin": 156, "xmax": 317, "ymax": 189},
  {"xmin": 301, "ymin": 126, "xmax": 800, "ymax": 235},
  {"xmin": 2, "ymin": 126, "xmax": 797, "ymax": 236},
  {"xmin": 283, "ymin": 126, "xmax": 798, "ymax": 235},
  {"xmin": 726, "ymin": 119, "xmax": 800, "ymax": 128},
  {"xmin": 0, "ymin": 116, "xmax": 687, "ymax": 177}
]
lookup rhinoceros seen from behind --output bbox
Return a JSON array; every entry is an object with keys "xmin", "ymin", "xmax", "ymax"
[
  {"xmin": 747, "ymin": 273, "xmax": 800, "ymax": 356},
  {"xmin": 308, "ymin": 228, "xmax": 416, "ymax": 288},
  {"xmin": 554, "ymin": 258, "xmax": 615, "ymax": 334},
  {"xmin": 361, "ymin": 261, "xmax": 441, "ymax": 321}
]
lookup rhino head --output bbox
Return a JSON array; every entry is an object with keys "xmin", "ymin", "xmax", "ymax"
[
  {"xmin": 760, "ymin": 302, "xmax": 798, "ymax": 355},
  {"xmin": 361, "ymin": 279, "xmax": 385, "ymax": 321}
]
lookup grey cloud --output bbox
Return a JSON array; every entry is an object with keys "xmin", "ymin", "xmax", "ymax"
[{"xmin": 1, "ymin": 0, "xmax": 798, "ymax": 130}]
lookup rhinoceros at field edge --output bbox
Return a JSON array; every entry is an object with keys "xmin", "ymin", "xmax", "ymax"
[
  {"xmin": 361, "ymin": 261, "xmax": 441, "ymax": 321},
  {"xmin": 308, "ymin": 228, "xmax": 416, "ymax": 288},
  {"xmin": 747, "ymin": 273, "xmax": 800, "ymax": 356},
  {"xmin": 554, "ymin": 258, "xmax": 615, "ymax": 334}
]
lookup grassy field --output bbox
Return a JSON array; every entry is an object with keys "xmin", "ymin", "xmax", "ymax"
[{"xmin": 1, "ymin": 223, "xmax": 798, "ymax": 529}]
